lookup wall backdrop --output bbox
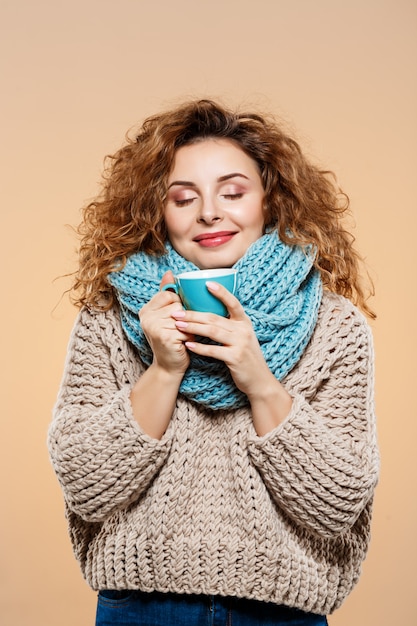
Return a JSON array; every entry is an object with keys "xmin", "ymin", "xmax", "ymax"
[{"xmin": 1, "ymin": 1, "xmax": 416, "ymax": 624}]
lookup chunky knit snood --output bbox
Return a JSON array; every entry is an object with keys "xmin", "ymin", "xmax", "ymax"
[{"xmin": 108, "ymin": 232, "xmax": 322, "ymax": 410}]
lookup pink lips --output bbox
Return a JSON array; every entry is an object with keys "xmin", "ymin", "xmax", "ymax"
[{"xmin": 193, "ymin": 231, "xmax": 236, "ymax": 248}]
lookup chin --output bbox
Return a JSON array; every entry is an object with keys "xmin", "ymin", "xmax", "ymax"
[{"xmin": 197, "ymin": 258, "xmax": 235, "ymax": 270}]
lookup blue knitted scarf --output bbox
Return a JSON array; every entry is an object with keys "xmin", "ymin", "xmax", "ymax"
[{"xmin": 108, "ymin": 232, "xmax": 322, "ymax": 410}]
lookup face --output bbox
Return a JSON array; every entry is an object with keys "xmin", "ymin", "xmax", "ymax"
[{"xmin": 164, "ymin": 138, "xmax": 265, "ymax": 269}]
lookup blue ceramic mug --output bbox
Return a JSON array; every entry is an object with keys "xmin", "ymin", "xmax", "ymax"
[{"xmin": 162, "ymin": 268, "xmax": 238, "ymax": 317}]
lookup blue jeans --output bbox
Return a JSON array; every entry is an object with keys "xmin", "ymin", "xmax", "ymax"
[{"xmin": 95, "ymin": 590, "xmax": 329, "ymax": 625}]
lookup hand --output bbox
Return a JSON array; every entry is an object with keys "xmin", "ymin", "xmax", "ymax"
[
  {"xmin": 172, "ymin": 281, "xmax": 293, "ymax": 434},
  {"xmin": 171, "ymin": 281, "xmax": 275, "ymax": 400},
  {"xmin": 138, "ymin": 271, "xmax": 194, "ymax": 377}
]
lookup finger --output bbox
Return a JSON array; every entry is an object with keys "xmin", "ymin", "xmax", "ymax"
[
  {"xmin": 174, "ymin": 317, "xmax": 233, "ymax": 346},
  {"xmin": 139, "ymin": 291, "xmax": 182, "ymax": 323},
  {"xmin": 185, "ymin": 340, "xmax": 228, "ymax": 361},
  {"xmin": 151, "ymin": 289, "xmax": 181, "ymax": 310},
  {"xmin": 205, "ymin": 281, "xmax": 246, "ymax": 320},
  {"xmin": 160, "ymin": 270, "xmax": 175, "ymax": 290}
]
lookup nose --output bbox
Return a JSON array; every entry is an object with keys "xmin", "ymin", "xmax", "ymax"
[{"xmin": 197, "ymin": 195, "xmax": 223, "ymax": 224}]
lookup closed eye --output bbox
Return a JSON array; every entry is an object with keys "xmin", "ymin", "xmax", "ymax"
[
  {"xmin": 222, "ymin": 193, "xmax": 243, "ymax": 200},
  {"xmin": 175, "ymin": 197, "xmax": 196, "ymax": 207}
]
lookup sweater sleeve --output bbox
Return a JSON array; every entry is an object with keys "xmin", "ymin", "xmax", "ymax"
[
  {"xmin": 48, "ymin": 307, "xmax": 173, "ymax": 523},
  {"xmin": 247, "ymin": 301, "xmax": 379, "ymax": 539}
]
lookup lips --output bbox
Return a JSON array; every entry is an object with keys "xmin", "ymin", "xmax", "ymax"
[{"xmin": 193, "ymin": 231, "xmax": 236, "ymax": 247}]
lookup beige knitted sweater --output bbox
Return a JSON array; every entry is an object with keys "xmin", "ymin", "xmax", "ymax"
[{"xmin": 48, "ymin": 291, "xmax": 379, "ymax": 615}]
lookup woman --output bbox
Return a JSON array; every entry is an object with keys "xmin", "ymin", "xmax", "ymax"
[{"xmin": 48, "ymin": 99, "xmax": 379, "ymax": 625}]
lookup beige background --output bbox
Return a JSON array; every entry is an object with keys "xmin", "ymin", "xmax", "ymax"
[{"xmin": 1, "ymin": 1, "xmax": 416, "ymax": 624}]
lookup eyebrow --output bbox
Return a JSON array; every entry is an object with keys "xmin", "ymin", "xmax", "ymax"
[{"xmin": 167, "ymin": 172, "xmax": 249, "ymax": 189}]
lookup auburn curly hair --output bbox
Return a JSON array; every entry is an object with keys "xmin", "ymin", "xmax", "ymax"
[{"xmin": 72, "ymin": 98, "xmax": 375, "ymax": 317}]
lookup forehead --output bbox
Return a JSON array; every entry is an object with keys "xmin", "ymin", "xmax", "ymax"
[{"xmin": 169, "ymin": 138, "xmax": 260, "ymax": 177}]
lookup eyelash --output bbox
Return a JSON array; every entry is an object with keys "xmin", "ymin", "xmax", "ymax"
[
  {"xmin": 175, "ymin": 198, "xmax": 195, "ymax": 207},
  {"xmin": 174, "ymin": 193, "xmax": 243, "ymax": 207},
  {"xmin": 223, "ymin": 193, "xmax": 243, "ymax": 200}
]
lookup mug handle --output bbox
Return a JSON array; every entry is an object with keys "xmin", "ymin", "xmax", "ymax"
[{"xmin": 161, "ymin": 283, "xmax": 178, "ymax": 293}]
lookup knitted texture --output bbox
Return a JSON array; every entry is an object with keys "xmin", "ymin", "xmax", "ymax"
[
  {"xmin": 108, "ymin": 232, "xmax": 323, "ymax": 410},
  {"xmin": 48, "ymin": 292, "xmax": 379, "ymax": 616}
]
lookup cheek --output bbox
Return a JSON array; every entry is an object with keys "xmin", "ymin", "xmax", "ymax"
[
  {"xmin": 239, "ymin": 201, "xmax": 265, "ymax": 230},
  {"xmin": 164, "ymin": 207, "xmax": 176, "ymax": 231},
  {"xmin": 163, "ymin": 217, "xmax": 174, "ymax": 242},
  {"xmin": 164, "ymin": 211, "xmax": 188, "ymax": 240}
]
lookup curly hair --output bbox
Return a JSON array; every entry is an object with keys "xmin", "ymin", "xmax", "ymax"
[{"xmin": 72, "ymin": 98, "xmax": 375, "ymax": 317}]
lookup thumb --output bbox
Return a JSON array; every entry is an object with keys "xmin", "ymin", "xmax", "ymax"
[{"xmin": 160, "ymin": 270, "xmax": 175, "ymax": 290}]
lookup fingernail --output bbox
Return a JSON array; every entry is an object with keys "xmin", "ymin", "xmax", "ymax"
[
  {"xmin": 172, "ymin": 310, "xmax": 186, "ymax": 319},
  {"xmin": 206, "ymin": 281, "xmax": 219, "ymax": 291},
  {"xmin": 175, "ymin": 320, "xmax": 188, "ymax": 330}
]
